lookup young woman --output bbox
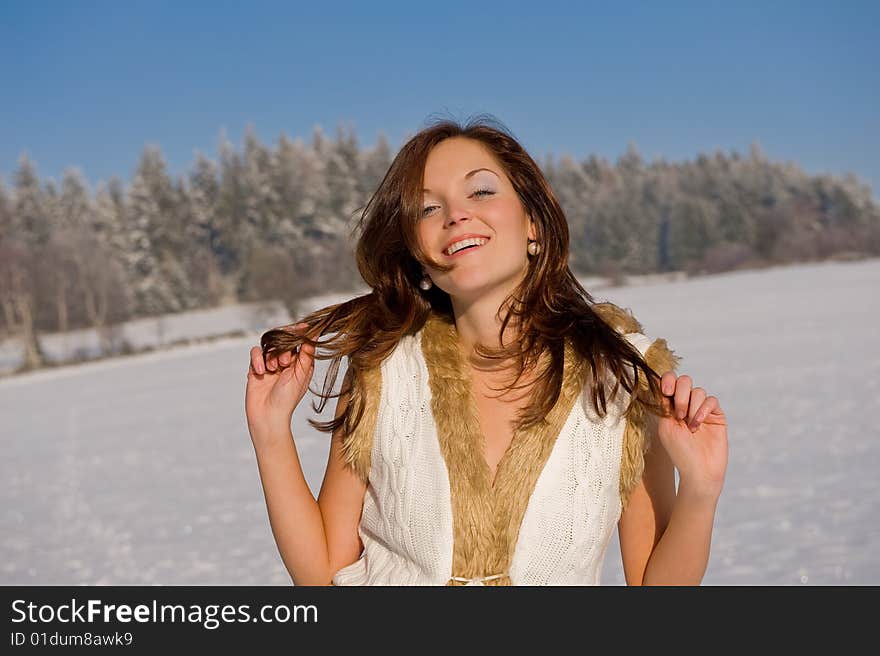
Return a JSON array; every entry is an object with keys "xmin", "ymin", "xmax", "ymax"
[{"xmin": 244, "ymin": 117, "xmax": 728, "ymax": 586}]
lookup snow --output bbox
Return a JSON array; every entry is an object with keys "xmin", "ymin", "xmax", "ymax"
[
  {"xmin": 1, "ymin": 258, "xmax": 877, "ymax": 585},
  {"xmin": 0, "ymin": 300, "xmax": 292, "ymax": 375}
]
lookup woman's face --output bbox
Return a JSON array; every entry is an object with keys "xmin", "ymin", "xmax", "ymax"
[{"xmin": 417, "ymin": 137, "xmax": 535, "ymax": 304}]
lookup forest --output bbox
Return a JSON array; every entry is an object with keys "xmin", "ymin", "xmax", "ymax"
[{"xmin": 1, "ymin": 123, "xmax": 878, "ymax": 369}]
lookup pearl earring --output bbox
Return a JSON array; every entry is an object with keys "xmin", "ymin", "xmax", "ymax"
[
  {"xmin": 527, "ymin": 240, "xmax": 541, "ymax": 256},
  {"xmin": 419, "ymin": 275, "xmax": 433, "ymax": 291}
]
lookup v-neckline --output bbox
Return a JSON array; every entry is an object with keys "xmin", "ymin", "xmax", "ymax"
[
  {"xmin": 419, "ymin": 311, "xmax": 589, "ymax": 584},
  {"xmin": 470, "ymin": 370, "xmax": 533, "ymax": 491},
  {"xmin": 420, "ymin": 312, "xmax": 586, "ymax": 493}
]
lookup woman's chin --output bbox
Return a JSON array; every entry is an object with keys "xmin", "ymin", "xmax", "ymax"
[{"xmin": 438, "ymin": 273, "xmax": 524, "ymax": 303}]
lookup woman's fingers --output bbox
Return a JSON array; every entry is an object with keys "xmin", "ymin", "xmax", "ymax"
[
  {"xmin": 250, "ymin": 346, "xmax": 265, "ymax": 375},
  {"xmin": 294, "ymin": 340, "xmax": 314, "ymax": 376},
  {"xmin": 659, "ymin": 370, "xmax": 714, "ymax": 432},
  {"xmin": 660, "ymin": 371, "xmax": 677, "ymax": 395},
  {"xmin": 250, "ymin": 322, "xmax": 312, "ymax": 377},
  {"xmin": 693, "ymin": 396, "xmax": 720, "ymax": 424},
  {"xmin": 687, "ymin": 387, "xmax": 707, "ymax": 430},
  {"xmin": 273, "ymin": 347, "xmax": 301, "ymax": 371},
  {"xmin": 266, "ymin": 348, "xmax": 293, "ymax": 372},
  {"xmin": 673, "ymin": 374, "xmax": 692, "ymax": 420},
  {"xmin": 248, "ymin": 345, "xmax": 282, "ymax": 375}
]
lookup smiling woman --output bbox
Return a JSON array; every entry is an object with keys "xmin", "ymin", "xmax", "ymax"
[
  {"xmin": 415, "ymin": 138, "xmax": 537, "ymax": 327},
  {"xmin": 245, "ymin": 114, "xmax": 728, "ymax": 586}
]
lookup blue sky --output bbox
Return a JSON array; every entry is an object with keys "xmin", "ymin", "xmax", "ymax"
[{"xmin": 1, "ymin": 0, "xmax": 877, "ymax": 198}]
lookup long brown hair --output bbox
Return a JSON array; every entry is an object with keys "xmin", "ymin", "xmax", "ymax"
[{"xmin": 260, "ymin": 114, "xmax": 671, "ymax": 441}]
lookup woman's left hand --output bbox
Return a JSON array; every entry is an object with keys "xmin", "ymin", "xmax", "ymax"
[{"xmin": 656, "ymin": 372, "xmax": 728, "ymax": 499}]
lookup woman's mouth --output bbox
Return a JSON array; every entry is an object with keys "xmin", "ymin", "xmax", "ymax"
[{"xmin": 443, "ymin": 237, "xmax": 490, "ymax": 258}]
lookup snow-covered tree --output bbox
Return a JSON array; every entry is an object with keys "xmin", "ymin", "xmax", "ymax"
[
  {"xmin": 12, "ymin": 154, "xmax": 50, "ymax": 247},
  {"xmin": 360, "ymin": 132, "xmax": 392, "ymax": 201},
  {"xmin": 0, "ymin": 176, "xmax": 13, "ymax": 245},
  {"xmin": 179, "ymin": 153, "xmax": 227, "ymax": 305},
  {"xmin": 126, "ymin": 145, "xmax": 183, "ymax": 315},
  {"xmin": 92, "ymin": 177, "xmax": 135, "ymax": 321}
]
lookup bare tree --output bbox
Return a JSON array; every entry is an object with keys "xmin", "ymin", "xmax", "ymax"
[{"xmin": 0, "ymin": 239, "xmax": 44, "ymax": 370}]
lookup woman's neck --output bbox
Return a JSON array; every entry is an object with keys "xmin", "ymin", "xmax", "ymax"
[{"xmin": 450, "ymin": 288, "xmax": 523, "ymax": 372}]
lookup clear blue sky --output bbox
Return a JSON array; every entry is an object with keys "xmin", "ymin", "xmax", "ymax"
[{"xmin": 1, "ymin": 0, "xmax": 877, "ymax": 198}]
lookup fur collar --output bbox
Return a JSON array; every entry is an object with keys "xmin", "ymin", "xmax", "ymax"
[
  {"xmin": 340, "ymin": 304, "xmax": 680, "ymax": 585},
  {"xmin": 421, "ymin": 311, "xmax": 589, "ymax": 586},
  {"xmin": 591, "ymin": 303, "xmax": 681, "ymax": 513}
]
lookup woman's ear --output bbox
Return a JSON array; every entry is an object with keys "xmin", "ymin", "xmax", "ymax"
[{"xmin": 527, "ymin": 217, "xmax": 537, "ymax": 242}]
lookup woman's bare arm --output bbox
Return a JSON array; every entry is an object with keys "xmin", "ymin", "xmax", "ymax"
[
  {"xmin": 618, "ymin": 410, "xmax": 720, "ymax": 585},
  {"xmin": 617, "ymin": 410, "xmax": 677, "ymax": 585},
  {"xmin": 317, "ymin": 369, "xmax": 368, "ymax": 578},
  {"xmin": 253, "ymin": 368, "xmax": 366, "ymax": 585}
]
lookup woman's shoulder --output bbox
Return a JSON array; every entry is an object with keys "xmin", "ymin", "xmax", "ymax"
[
  {"xmin": 591, "ymin": 301, "xmax": 644, "ymax": 335},
  {"xmin": 590, "ymin": 301, "xmax": 676, "ymax": 364},
  {"xmin": 358, "ymin": 325, "xmax": 427, "ymax": 388}
]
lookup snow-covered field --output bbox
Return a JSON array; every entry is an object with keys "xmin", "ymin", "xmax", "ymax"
[{"xmin": 1, "ymin": 258, "xmax": 878, "ymax": 585}]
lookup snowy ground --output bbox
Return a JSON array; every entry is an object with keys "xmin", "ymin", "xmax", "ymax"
[{"xmin": 1, "ymin": 258, "xmax": 877, "ymax": 585}]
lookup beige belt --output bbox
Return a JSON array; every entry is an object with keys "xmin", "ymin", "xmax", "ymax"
[{"xmin": 448, "ymin": 572, "xmax": 507, "ymax": 586}]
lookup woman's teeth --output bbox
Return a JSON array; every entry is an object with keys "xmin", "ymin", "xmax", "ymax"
[{"xmin": 444, "ymin": 237, "xmax": 488, "ymax": 255}]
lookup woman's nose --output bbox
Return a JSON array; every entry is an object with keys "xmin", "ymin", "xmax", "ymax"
[{"xmin": 444, "ymin": 207, "xmax": 471, "ymax": 228}]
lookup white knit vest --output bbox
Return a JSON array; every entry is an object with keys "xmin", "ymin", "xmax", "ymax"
[{"xmin": 331, "ymin": 327, "xmax": 655, "ymax": 585}]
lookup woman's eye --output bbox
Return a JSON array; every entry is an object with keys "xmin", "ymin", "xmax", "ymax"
[{"xmin": 421, "ymin": 189, "xmax": 493, "ymax": 217}]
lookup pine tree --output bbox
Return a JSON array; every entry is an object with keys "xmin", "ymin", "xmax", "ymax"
[
  {"xmin": 126, "ymin": 146, "xmax": 181, "ymax": 315},
  {"xmin": 215, "ymin": 130, "xmax": 248, "ymax": 276},
  {"xmin": 273, "ymin": 133, "xmax": 310, "ymax": 245},
  {"xmin": 0, "ymin": 165, "xmax": 45, "ymax": 367},
  {"xmin": 179, "ymin": 153, "xmax": 227, "ymax": 305},
  {"xmin": 13, "ymin": 154, "xmax": 50, "ymax": 247},
  {"xmin": 93, "ymin": 177, "xmax": 135, "ymax": 322},
  {"xmin": 49, "ymin": 168, "xmax": 92, "ymax": 335},
  {"xmin": 360, "ymin": 132, "xmax": 392, "ymax": 201},
  {"xmin": 275, "ymin": 132, "xmax": 326, "ymax": 243},
  {"xmin": 0, "ymin": 176, "xmax": 13, "ymax": 247}
]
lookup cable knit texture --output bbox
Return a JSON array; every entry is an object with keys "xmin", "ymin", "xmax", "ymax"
[{"xmin": 331, "ymin": 303, "xmax": 679, "ymax": 585}]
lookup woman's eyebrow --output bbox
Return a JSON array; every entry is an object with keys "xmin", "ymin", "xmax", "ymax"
[{"xmin": 423, "ymin": 167, "xmax": 498, "ymax": 193}]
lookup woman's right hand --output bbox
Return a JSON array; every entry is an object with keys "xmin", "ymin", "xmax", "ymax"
[{"xmin": 245, "ymin": 322, "xmax": 316, "ymax": 447}]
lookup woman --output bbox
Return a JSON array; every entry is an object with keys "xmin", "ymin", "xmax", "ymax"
[{"xmin": 244, "ymin": 116, "xmax": 728, "ymax": 586}]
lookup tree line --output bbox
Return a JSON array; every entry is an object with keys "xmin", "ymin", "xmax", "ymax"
[{"xmin": 1, "ymin": 123, "xmax": 878, "ymax": 370}]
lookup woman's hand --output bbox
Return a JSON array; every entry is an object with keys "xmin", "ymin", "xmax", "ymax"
[
  {"xmin": 245, "ymin": 322, "xmax": 316, "ymax": 447},
  {"xmin": 656, "ymin": 372, "xmax": 728, "ymax": 500}
]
